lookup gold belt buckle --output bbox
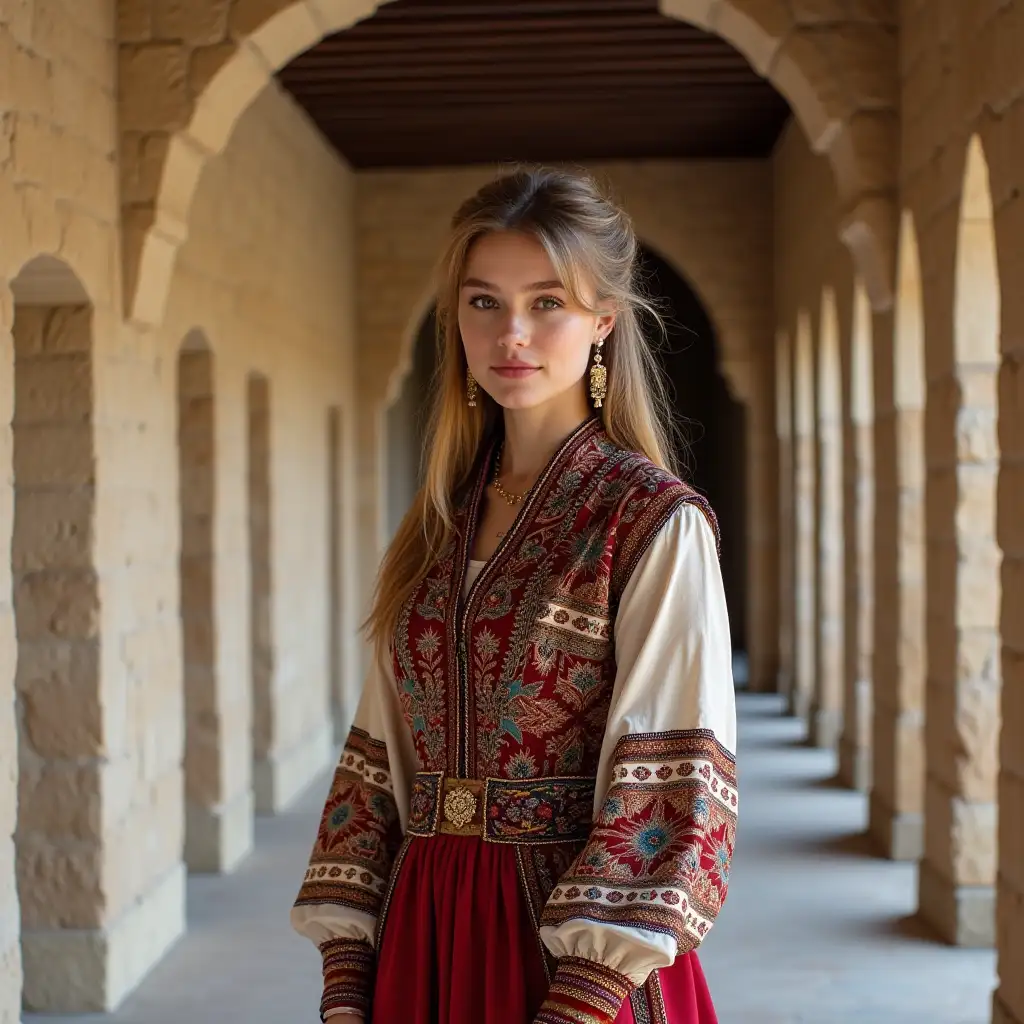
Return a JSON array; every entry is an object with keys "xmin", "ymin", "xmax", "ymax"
[{"xmin": 440, "ymin": 779, "xmax": 483, "ymax": 835}]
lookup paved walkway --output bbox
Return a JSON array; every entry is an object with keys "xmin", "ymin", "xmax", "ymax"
[{"xmin": 34, "ymin": 693, "xmax": 997, "ymax": 1024}]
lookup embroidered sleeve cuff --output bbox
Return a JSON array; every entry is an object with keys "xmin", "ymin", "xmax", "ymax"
[
  {"xmin": 533, "ymin": 956, "xmax": 636, "ymax": 1024},
  {"xmin": 319, "ymin": 937, "xmax": 374, "ymax": 1020}
]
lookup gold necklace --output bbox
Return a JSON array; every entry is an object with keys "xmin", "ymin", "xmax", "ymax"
[{"xmin": 491, "ymin": 446, "xmax": 528, "ymax": 506}]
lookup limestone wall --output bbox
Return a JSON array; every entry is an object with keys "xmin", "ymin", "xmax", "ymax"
[{"xmin": 0, "ymin": 3, "xmax": 358, "ymax": 1014}]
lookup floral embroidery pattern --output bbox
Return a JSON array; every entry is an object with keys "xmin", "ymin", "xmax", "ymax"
[
  {"xmin": 541, "ymin": 729, "xmax": 737, "ymax": 954},
  {"xmin": 405, "ymin": 773, "xmax": 442, "ymax": 837},
  {"xmin": 486, "ymin": 778, "xmax": 595, "ymax": 843},
  {"xmin": 294, "ymin": 729, "xmax": 402, "ymax": 917}
]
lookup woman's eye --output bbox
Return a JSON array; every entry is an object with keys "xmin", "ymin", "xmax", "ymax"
[
  {"xmin": 536, "ymin": 296, "xmax": 563, "ymax": 311},
  {"xmin": 468, "ymin": 295, "xmax": 498, "ymax": 310}
]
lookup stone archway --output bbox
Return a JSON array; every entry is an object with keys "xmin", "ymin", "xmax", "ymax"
[
  {"xmin": 658, "ymin": 0, "xmax": 898, "ymax": 309},
  {"xmin": 119, "ymin": 0, "xmax": 897, "ymax": 328}
]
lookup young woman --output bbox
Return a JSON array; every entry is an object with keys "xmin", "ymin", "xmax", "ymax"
[{"xmin": 291, "ymin": 168, "xmax": 737, "ymax": 1024}]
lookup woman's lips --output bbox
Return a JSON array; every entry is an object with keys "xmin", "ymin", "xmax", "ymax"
[{"xmin": 492, "ymin": 365, "xmax": 540, "ymax": 379}]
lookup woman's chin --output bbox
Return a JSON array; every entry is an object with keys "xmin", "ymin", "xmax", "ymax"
[{"xmin": 486, "ymin": 382, "xmax": 548, "ymax": 411}]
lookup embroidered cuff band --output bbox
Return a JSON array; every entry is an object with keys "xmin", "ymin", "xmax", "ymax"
[
  {"xmin": 533, "ymin": 956, "xmax": 635, "ymax": 1024},
  {"xmin": 319, "ymin": 937, "xmax": 374, "ymax": 1021}
]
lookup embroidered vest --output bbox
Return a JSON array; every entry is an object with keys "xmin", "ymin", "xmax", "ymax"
[{"xmin": 390, "ymin": 416, "xmax": 717, "ymax": 785}]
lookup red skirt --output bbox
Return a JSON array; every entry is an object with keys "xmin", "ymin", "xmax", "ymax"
[{"xmin": 371, "ymin": 835, "xmax": 718, "ymax": 1024}]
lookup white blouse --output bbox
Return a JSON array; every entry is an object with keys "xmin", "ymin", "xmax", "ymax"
[{"xmin": 292, "ymin": 502, "xmax": 736, "ymax": 996}]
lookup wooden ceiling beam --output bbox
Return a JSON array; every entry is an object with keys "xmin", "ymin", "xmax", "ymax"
[
  {"xmin": 287, "ymin": 45, "xmax": 746, "ymax": 70},
  {"xmin": 295, "ymin": 27, "xmax": 716, "ymax": 57},
  {"xmin": 281, "ymin": 59, "xmax": 754, "ymax": 83},
  {"xmin": 367, "ymin": 0, "xmax": 658, "ymax": 21}
]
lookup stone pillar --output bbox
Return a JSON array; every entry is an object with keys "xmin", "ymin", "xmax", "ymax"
[
  {"xmin": 177, "ymin": 346, "xmax": 252, "ymax": 871},
  {"xmin": 918, "ymin": 153, "xmax": 1001, "ymax": 947},
  {"xmin": 869, "ymin": 222, "xmax": 926, "ymax": 862},
  {"xmin": 812, "ymin": 294, "xmax": 845, "ymax": 749},
  {"xmin": 791, "ymin": 315, "xmax": 817, "ymax": 723},
  {"xmin": 0, "ymin": 281, "xmax": 19, "ymax": 1024},
  {"xmin": 775, "ymin": 332, "xmax": 795, "ymax": 700},
  {"xmin": 247, "ymin": 374, "xmax": 276, "ymax": 813},
  {"xmin": 839, "ymin": 286, "xmax": 874, "ymax": 791},
  {"xmin": 994, "ymin": 281, "xmax": 1024, "ymax": 1024},
  {"xmin": 327, "ymin": 406, "xmax": 345, "ymax": 742},
  {"xmin": 11, "ymin": 305, "xmax": 105, "ymax": 1011},
  {"xmin": 743, "ymin": 361, "xmax": 779, "ymax": 694}
]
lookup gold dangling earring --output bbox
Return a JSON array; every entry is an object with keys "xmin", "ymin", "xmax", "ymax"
[
  {"xmin": 589, "ymin": 337, "xmax": 608, "ymax": 408},
  {"xmin": 467, "ymin": 367, "xmax": 478, "ymax": 407}
]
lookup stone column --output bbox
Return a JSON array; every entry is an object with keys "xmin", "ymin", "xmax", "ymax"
[
  {"xmin": 327, "ymin": 405, "xmax": 345, "ymax": 741},
  {"xmin": 869, "ymin": 223, "xmax": 926, "ymax": 862},
  {"xmin": 11, "ymin": 305, "xmax": 106, "ymax": 1011},
  {"xmin": 839, "ymin": 286, "xmax": 874, "ymax": 791},
  {"xmin": 177, "ymin": 345, "xmax": 253, "ymax": 871},
  {"xmin": 812, "ymin": 295, "xmax": 845, "ymax": 749},
  {"xmin": 742, "ymin": 359, "xmax": 779, "ymax": 694},
  {"xmin": 775, "ymin": 331, "xmax": 796, "ymax": 700},
  {"xmin": 0, "ymin": 281, "xmax": 18, "ymax": 1024},
  {"xmin": 993, "ymin": 224, "xmax": 1024, "ymax": 1024},
  {"xmin": 791, "ymin": 316, "xmax": 817, "ymax": 723},
  {"xmin": 247, "ymin": 374, "xmax": 275, "ymax": 813},
  {"xmin": 918, "ymin": 156, "xmax": 1001, "ymax": 947}
]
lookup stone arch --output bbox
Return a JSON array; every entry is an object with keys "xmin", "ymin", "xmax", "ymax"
[
  {"xmin": 246, "ymin": 373, "xmax": 275, "ymax": 814},
  {"xmin": 791, "ymin": 309, "xmax": 817, "ymax": 724},
  {"xmin": 838, "ymin": 280, "xmax": 874, "ymax": 792},
  {"xmin": 869, "ymin": 208, "xmax": 927, "ymax": 861},
  {"xmin": 919, "ymin": 135, "xmax": 1002, "ymax": 947},
  {"xmin": 661, "ymin": 0, "xmax": 897, "ymax": 310},
  {"xmin": 121, "ymin": 0, "xmax": 896, "ymax": 326},
  {"xmin": 9, "ymin": 257, "xmax": 103, "ymax": 1011},
  {"xmin": 812, "ymin": 287, "xmax": 844, "ymax": 749}
]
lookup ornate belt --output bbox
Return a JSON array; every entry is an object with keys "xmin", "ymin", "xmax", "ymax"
[{"xmin": 406, "ymin": 772, "xmax": 595, "ymax": 844}]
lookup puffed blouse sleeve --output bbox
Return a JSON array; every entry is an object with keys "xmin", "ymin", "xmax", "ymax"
[
  {"xmin": 534, "ymin": 502, "xmax": 738, "ymax": 1024},
  {"xmin": 290, "ymin": 645, "xmax": 416, "ymax": 1020}
]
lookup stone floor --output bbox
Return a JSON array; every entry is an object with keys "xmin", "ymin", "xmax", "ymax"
[{"xmin": 31, "ymin": 693, "xmax": 997, "ymax": 1024}]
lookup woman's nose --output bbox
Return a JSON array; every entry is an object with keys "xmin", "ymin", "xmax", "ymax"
[{"xmin": 498, "ymin": 312, "xmax": 528, "ymax": 346}]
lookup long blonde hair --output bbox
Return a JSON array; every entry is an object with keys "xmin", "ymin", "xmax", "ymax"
[{"xmin": 365, "ymin": 166, "xmax": 679, "ymax": 649}]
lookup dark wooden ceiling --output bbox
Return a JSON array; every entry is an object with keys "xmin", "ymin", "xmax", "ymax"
[{"xmin": 276, "ymin": 0, "xmax": 791, "ymax": 169}]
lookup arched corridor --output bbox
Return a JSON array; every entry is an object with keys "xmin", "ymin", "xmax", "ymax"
[{"xmin": 2, "ymin": 2, "xmax": 1024, "ymax": 1023}]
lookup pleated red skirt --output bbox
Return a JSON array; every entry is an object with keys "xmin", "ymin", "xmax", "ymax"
[{"xmin": 371, "ymin": 836, "xmax": 718, "ymax": 1024}]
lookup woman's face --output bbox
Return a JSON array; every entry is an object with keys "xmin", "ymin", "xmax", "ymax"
[{"xmin": 458, "ymin": 231, "xmax": 614, "ymax": 414}]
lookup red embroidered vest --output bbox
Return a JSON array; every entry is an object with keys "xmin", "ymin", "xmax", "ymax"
[{"xmin": 390, "ymin": 416, "xmax": 717, "ymax": 785}]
